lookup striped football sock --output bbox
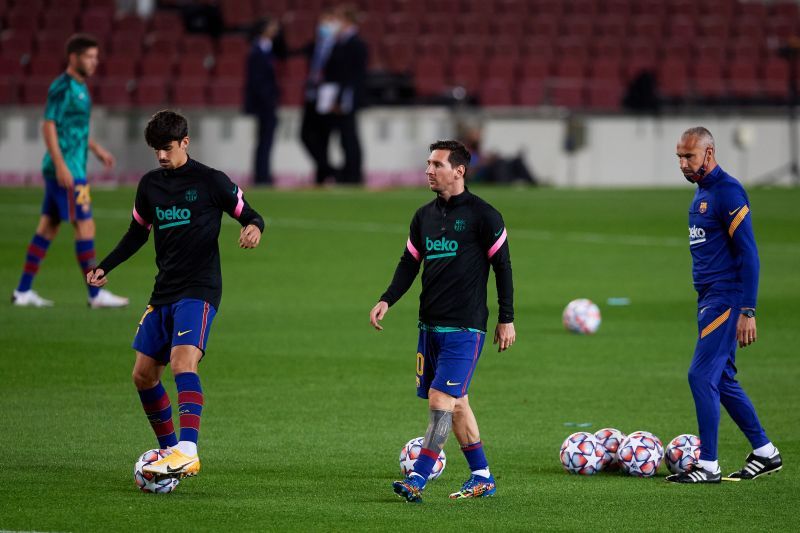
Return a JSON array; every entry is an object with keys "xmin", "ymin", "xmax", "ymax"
[
  {"xmin": 138, "ymin": 382, "xmax": 178, "ymax": 449},
  {"xmin": 175, "ymin": 372, "xmax": 204, "ymax": 449},
  {"xmin": 75, "ymin": 239, "xmax": 99, "ymax": 298},
  {"xmin": 17, "ymin": 234, "xmax": 51, "ymax": 292}
]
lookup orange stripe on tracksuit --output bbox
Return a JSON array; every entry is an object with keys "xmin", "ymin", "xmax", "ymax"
[
  {"xmin": 728, "ymin": 205, "xmax": 750, "ymax": 237},
  {"xmin": 700, "ymin": 308, "xmax": 731, "ymax": 338}
]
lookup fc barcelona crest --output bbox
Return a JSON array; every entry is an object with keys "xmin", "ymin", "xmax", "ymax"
[
  {"xmin": 699, "ymin": 201, "xmax": 707, "ymax": 214},
  {"xmin": 454, "ymin": 219, "xmax": 466, "ymax": 232}
]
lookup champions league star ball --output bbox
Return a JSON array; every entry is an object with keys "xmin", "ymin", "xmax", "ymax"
[
  {"xmin": 562, "ymin": 299, "xmax": 601, "ymax": 335},
  {"xmin": 399, "ymin": 437, "xmax": 446, "ymax": 480},
  {"xmin": 666, "ymin": 434, "xmax": 702, "ymax": 474},
  {"xmin": 134, "ymin": 449, "xmax": 180, "ymax": 493},
  {"xmin": 594, "ymin": 428, "xmax": 627, "ymax": 471},
  {"xmin": 618, "ymin": 431, "xmax": 664, "ymax": 477},
  {"xmin": 560, "ymin": 432, "xmax": 606, "ymax": 475}
]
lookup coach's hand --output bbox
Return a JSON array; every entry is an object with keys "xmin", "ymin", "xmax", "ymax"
[
  {"xmin": 86, "ymin": 268, "xmax": 107, "ymax": 287},
  {"xmin": 239, "ymin": 225, "xmax": 261, "ymax": 248},
  {"xmin": 737, "ymin": 314, "xmax": 757, "ymax": 348},
  {"xmin": 494, "ymin": 322, "xmax": 516, "ymax": 352},
  {"xmin": 370, "ymin": 301, "xmax": 389, "ymax": 330}
]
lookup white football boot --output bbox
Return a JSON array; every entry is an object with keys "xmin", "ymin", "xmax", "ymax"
[
  {"xmin": 12, "ymin": 289, "xmax": 54, "ymax": 307},
  {"xmin": 89, "ymin": 288, "xmax": 129, "ymax": 308}
]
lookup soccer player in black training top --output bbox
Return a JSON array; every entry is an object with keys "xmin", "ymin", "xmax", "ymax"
[
  {"xmin": 370, "ymin": 140, "xmax": 515, "ymax": 502},
  {"xmin": 88, "ymin": 110, "xmax": 264, "ymax": 478}
]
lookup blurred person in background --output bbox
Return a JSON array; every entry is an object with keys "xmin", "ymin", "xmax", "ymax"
[
  {"xmin": 298, "ymin": 9, "xmax": 339, "ymax": 185},
  {"xmin": 322, "ymin": 4, "xmax": 368, "ymax": 184},
  {"xmin": 244, "ymin": 17, "xmax": 285, "ymax": 185},
  {"xmin": 11, "ymin": 34, "xmax": 128, "ymax": 309}
]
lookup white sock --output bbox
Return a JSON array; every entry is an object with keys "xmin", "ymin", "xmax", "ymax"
[
  {"xmin": 698, "ymin": 459, "xmax": 719, "ymax": 473},
  {"xmin": 753, "ymin": 442, "xmax": 777, "ymax": 458},
  {"xmin": 472, "ymin": 468, "xmax": 491, "ymax": 478},
  {"xmin": 174, "ymin": 441, "xmax": 198, "ymax": 456}
]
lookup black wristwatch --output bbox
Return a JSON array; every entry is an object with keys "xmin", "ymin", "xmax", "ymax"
[{"xmin": 741, "ymin": 308, "xmax": 756, "ymax": 318}]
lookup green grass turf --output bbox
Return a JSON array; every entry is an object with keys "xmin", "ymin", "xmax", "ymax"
[{"xmin": 0, "ymin": 185, "xmax": 798, "ymax": 532}]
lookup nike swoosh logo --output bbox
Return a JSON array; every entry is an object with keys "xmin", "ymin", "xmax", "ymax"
[
  {"xmin": 729, "ymin": 206, "xmax": 744, "ymax": 216},
  {"xmin": 177, "ymin": 330, "xmax": 192, "ymax": 337},
  {"xmin": 494, "ymin": 228, "xmax": 503, "ymax": 237},
  {"xmin": 166, "ymin": 462, "xmax": 192, "ymax": 473},
  {"xmin": 446, "ymin": 380, "xmax": 462, "ymax": 386}
]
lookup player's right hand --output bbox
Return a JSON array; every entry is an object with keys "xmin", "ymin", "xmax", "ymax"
[
  {"xmin": 86, "ymin": 268, "xmax": 107, "ymax": 287},
  {"xmin": 369, "ymin": 301, "xmax": 389, "ymax": 330},
  {"xmin": 56, "ymin": 163, "xmax": 74, "ymax": 188}
]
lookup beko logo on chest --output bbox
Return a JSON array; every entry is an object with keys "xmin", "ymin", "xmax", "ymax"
[
  {"xmin": 156, "ymin": 206, "xmax": 191, "ymax": 229},
  {"xmin": 689, "ymin": 225, "xmax": 706, "ymax": 245},
  {"xmin": 426, "ymin": 236, "xmax": 458, "ymax": 252}
]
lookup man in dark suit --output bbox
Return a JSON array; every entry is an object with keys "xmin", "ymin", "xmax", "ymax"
[
  {"xmin": 323, "ymin": 5, "xmax": 368, "ymax": 184},
  {"xmin": 299, "ymin": 10, "xmax": 339, "ymax": 185},
  {"xmin": 244, "ymin": 18, "xmax": 283, "ymax": 185}
]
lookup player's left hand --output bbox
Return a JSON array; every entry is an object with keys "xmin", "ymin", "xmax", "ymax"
[
  {"xmin": 239, "ymin": 224, "xmax": 261, "ymax": 248},
  {"xmin": 94, "ymin": 146, "xmax": 115, "ymax": 169},
  {"xmin": 736, "ymin": 315, "xmax": 757, "ymax": 348},
  {"xmin": 494, "ymin": 322, "xmax": 516, "ymax": 352}
]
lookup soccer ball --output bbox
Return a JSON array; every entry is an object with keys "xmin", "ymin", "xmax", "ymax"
[
  {"xmin": 559, "ymin": 432, "xmax": 606, "ymax": 475},
  {"xmin": 562, "ymin": 299, "xmax": 601, "ymax": 334},
  {"xmin": 666, "ymin": 434, "xmax": 702, "ymax": 474},
  {"xmin": 399, "ymin": 437, "xmax": 446, "ymax": 480},
  {"xmin": 618, "ymin": 431, "xmax": 664, "ymax": 477},
  {"xmin": 594, "ymin": 428, "xmax": 626, "ymax": 471},
  {"xmin": 134, "ymin": 449, "xmax": 180, "ymax": 493}
]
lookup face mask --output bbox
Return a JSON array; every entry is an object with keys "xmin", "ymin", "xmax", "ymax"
[
  {"xmin": 318, "ymin": 21, "xmax": 340, "ymax": 38},
  {"xmin": 684, "ymin": 151, "xmax": 710, "ymax": 183}
]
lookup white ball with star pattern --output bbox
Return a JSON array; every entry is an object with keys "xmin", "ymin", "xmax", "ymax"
[
  {"xmin": 562, "ymin": 299, "xmax": 601, "ymax": 334},
  {"xmin": 134, "ymin": 449, "xmax": 180, "ymax": 493},
  {"xmin": 618, "ymin": 431, "xmax": 664, "ymax": 477},
  {"xmin": 665, "ymin": 434, "xmax": 702, "ymax": 474},
  {"xmin": 399, "ymin": 437, "xmax": 446, "ymax": 480},
  {"xmin": 559, "ymin": 431, "xmax": 607, "ymax": 475}
]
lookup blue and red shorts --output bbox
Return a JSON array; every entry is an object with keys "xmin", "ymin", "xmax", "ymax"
[
  {"xmin": 41, "ymin": 177, "xmax": 92, "ymax": 222},
  {"xmin": 132, "ymin": 298, "xmax": 216, "ymax": 363},
  {"xmin": 416, "ymin": 325, "xmax": 486, "ymax": 399}
]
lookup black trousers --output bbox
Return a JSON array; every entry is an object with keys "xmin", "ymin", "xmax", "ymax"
[
  {"xmin": 300, "ymin": 103, "xmax": 363, "ymax": 184},
  {"xmin": 254, "ymin": 111, "xmax": 277, "ymax": 185}
]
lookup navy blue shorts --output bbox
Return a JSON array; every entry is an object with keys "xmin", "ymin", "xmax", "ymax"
[
  {"xmin": 132, "ymin": 299, "xmax": 216, "ymax": 364},
  {"xmin": 41, "ymin": 178, "xmax": 92, "ymax": 223},
  {"xmin": 416, "ymin": 329, "xmax": 486, "ymax": 399}
]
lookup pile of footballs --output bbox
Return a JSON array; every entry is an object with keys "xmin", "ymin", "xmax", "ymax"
[{"xmin": 560, "ymin": 428, "xmax": 702, "ymax": 477}]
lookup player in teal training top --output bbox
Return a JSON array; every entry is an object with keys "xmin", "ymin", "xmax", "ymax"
[{"xmin": 12, "ymin": 34, "xmax": 127, "ymax": 308}]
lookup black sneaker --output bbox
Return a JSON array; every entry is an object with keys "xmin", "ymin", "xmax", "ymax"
[
  {"xmin": 666, "ymin": 464, "xmax": 722, "ymax": 484},
  {"xmin": 728, "ymin": 452, "xmax": 782, "ymax": 480}
]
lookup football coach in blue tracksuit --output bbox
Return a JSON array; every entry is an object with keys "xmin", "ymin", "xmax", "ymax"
[{"xmin": 666, "ymin": 127, "xmax": 782, "ymax": 484}]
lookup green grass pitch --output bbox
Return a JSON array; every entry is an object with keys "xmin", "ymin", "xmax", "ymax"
[{"xmin": 0, "ymin": 185, "xmax": 798, "ymax": 531}]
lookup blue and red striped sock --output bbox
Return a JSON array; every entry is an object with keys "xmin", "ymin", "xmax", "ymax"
[
  {"xmin": 17, "ymin": 234, "xmax": 51, "ymax": 292},
  {"xmin": 75, "ymin": 239, "xmax": 99, "ymax": 298},
  {"xmin": 138, "ymin": 382, "xmax": 178, "ymax": 449},
  {"xmin": 461, "ymin": 440, "xmax": 489, "ymax": 472},
  {"xmin": 175, "ymin": 372, "xmax": 204, "ymax": 446},
  {"xmin": 411, "ymin": 448, "xmax": 439, "ymax": 484}
]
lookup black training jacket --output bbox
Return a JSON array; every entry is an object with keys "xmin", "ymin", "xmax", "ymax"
[
  {"xmin": 98, "ymin": 158, "xmax": 264, "ymax": 309},
  {"xmin": 380, "ymin": 188, "xmax": 514, "ymax": 331}
]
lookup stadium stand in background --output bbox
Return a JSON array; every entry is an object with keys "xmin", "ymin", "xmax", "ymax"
[{"xmin": 0, "ymin": 0, "xmax": 798, "ymax": 110}]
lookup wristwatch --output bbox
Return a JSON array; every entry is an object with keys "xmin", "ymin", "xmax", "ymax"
[{"xmin": 741, "ymin": 308, "xmax": 756, "ymax": 318}]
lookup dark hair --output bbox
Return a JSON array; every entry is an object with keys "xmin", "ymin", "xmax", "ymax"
[
  {"xmin": 429, "ymin": 139, "xmax": 471, "ymax": 172},
  {"xmin": 145, "ymin": 110, "xmax": 189, "ymax": 148},
  {"xmin": 66, "ymin": 33, "xmax": 98, "ymax": 57}
]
